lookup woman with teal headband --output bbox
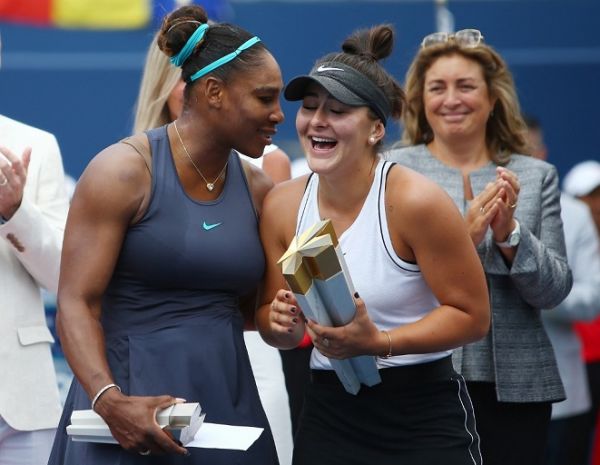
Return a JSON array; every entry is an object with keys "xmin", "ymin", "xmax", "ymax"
[{"xmin": 48, "ymin": 4, "xmax": 283, "ymax": 464}]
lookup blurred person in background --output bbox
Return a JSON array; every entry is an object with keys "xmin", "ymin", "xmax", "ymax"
[
  {"xmin": 131, "ymin": 29, "xmax": 293, "ymax": 465},
  {"xmin": 0, "ymin": 37, "xmax": 70, "ymax": 465},
  {"xmin": 563, "ymin": 160, "xmax": 600, "ymax": 465},
  {"xmin": 387, "ymin": 29, "xmax": 572, "ymax": 465},
  {"xmin": 524, "ymin": 116, "xmax": 600, "ymax": 465},
  {"xmin": 48, "ymin": 5, "xmax": 284, "ymax": 463}
]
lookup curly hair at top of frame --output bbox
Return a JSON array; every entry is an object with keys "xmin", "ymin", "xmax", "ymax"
[
  {"xmin": 401, "ymin": 41, "xmax": 529, "ymax": 165},
  {"xmin": 318, "ymin": 24, "xmax": 405, "ymax": 122},
  {"xmin": 157, "ymin": 5, "xmax": 268, "ymax": 85}
]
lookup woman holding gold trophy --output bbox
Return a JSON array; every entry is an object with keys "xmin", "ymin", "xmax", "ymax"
[{"xmin": 256, "ymin": 24, "xmax": 490, "ymax": 465}]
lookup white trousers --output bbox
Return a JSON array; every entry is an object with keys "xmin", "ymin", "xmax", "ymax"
[
  {"xmin": 244, "ymin": 331, "xmax": 293, "ymax": 465},
  {"xmin": 0, "ymin": 416, "xmax": 55, "ymax": 465}
]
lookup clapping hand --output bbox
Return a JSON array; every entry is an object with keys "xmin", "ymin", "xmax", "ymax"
[
  {"xmin": 490, "ymin": 167, "xmax": 520, "ymax": 242},
  {"xmin": 465, "ymin": 167, "xmax": 520, "ymax": 246},
  {"xmin": 0, "ymin": 146, "xmax": 31, "ymax": 220}
]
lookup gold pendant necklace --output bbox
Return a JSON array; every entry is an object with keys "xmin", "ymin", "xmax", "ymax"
[{"xmin": 173, "ymin": 121, "xmax": 228, "ymax": 192}]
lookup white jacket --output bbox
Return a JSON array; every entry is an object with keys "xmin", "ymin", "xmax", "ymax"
[
  {"xmin": 0, "ymin": 114, "xmax": 69, "ymax": 431},
  {"xmin": 542, "ymin": 194, "xmax": 600, "ymax": 418}
]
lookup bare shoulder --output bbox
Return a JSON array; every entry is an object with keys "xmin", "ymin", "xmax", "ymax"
[
  {"xmin": 386, "ymin": 164, "xmax": 454, "ymax": 222},
  {"xmin": 75, "ymin": 142, "xmax": 151, "ymax": 222},
  {"xmin": 84, "ymin": 142, "xmax": 149, "ymax": 188},
  {"xmin": 120, "ymin": 132, "xmax": 152, "ymax": 172},
  {"xmin": 385, "ymin": 164, "xmax": 472, "ymax": 265}
]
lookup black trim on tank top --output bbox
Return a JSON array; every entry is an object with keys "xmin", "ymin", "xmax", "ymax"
[
  {"xmin": 304, "ymin": 173, "xmax": 314, "ymax": 193},
  {"xmin": 378, "ymin": 161, "xmax": 420, "ymax": 272}
]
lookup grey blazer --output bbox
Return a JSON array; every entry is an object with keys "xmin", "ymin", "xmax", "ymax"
[{"xmin": 386, "ymin": 144, "xmax": 572, "ymax": 403}]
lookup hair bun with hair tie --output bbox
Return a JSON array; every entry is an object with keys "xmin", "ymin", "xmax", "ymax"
[
  {"xmin": 359, "ymin": 51, "xmax": 377, "ymax": 61},
  {"xmin": 170, "ymin": 22, "xmax": 210, "ymax": 67},
  {"xmin": 167, "ymin": 19, "xmax": 202, "ymax": 33}
]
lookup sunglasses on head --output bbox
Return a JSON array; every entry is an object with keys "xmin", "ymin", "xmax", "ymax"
[{"xmin": 421, "ymin": 29, "xmax": 484, "ymax": 49}]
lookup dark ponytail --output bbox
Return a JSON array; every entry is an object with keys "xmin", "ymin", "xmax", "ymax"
[{"xmin": 320, "ymin": 25, "xmax": 404, "ymax": 119}]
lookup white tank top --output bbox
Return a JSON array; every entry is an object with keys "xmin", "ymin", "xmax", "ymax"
[{"xmin": 296, "ymin": 158, "xmax": 452, "ymax": 369}]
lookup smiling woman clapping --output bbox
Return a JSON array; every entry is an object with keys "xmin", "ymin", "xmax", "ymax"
[{"xmin": 387, "ymin": 29, "xmax": 572, "ymax": 465}]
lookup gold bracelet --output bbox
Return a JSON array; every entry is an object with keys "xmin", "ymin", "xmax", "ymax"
[{"xmin": 381, "ymin": 330, "xmax": 393, "ymax": 358}]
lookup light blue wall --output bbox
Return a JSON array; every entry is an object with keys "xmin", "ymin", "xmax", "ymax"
[{"xmin": 1, "ymin": 0, "xmax": 598, "ymax": 180}]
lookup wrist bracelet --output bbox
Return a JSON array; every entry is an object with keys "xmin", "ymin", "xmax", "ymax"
[
  {"xmin": 91, "ymin": 383, "xmax": 121, "ymax": 411},
  {"xmin": 381, "ymin": 330, "xmax": 393, "ymax": 358}
]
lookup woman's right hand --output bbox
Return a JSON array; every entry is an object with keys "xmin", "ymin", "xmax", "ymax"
[
  {"xmin": 466, "ymin": 180, "xmax": 504, "ymax": 246},
  {"xmin": 94, "ymin": 390, "xmax": 189, "ymax": 456},
  {"xmin": 269, "ymin": 289, "xmax": 305, "ymax": 340}
]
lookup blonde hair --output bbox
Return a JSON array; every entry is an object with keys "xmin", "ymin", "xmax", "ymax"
[
  {"xmin": 133, "ymin": 33, "xmax": 181, "ymax": 133},
  {"xmin": 402, "ymin": 41, "xmax": 528, "ymax": 164}
]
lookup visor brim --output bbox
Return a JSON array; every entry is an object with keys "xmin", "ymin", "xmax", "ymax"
[{"xmin": 284, "ymin": 75, "xmax": 365, "ymax": 107}]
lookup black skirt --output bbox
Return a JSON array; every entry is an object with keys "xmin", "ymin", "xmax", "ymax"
[{"xmin": 293, "ymin": 356, "xmax": 481, "ymax": 465}]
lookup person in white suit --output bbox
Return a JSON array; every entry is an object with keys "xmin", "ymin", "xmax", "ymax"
[{"xmin": 0, "ymin": 113, "xmax": 69, "ymax": 465}]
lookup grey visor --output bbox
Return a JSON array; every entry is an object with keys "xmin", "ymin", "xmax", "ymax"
[{"xmin": 284, "ymin": 61, "xmax": 392, "ymax": 125}]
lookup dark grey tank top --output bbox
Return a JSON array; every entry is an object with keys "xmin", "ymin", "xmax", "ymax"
[{"xmin": 101, "ymin": 125, "xmax": 265, "ymax": 335}]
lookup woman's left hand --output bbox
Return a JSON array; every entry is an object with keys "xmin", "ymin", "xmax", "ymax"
[
  {"xmin": 306, "ymin": 294, "xmax": 382, "ymax": 359},
  {"xmin": 490, "ymin": 167, "xmax": 520, "ymax": 241}
]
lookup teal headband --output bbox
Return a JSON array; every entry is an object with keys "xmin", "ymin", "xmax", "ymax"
[
  {"xmin": 188, "ymin": 36, "xmax": 262, "ymax": 82},
  {"xmin": 170, "ymin": 23, "xmax": 209, "ymax": 67}
]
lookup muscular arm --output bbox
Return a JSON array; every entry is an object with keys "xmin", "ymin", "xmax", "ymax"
[
  {"xmin": 56, "ymin": 144, "xmax": 186, "ymax": 455},
  {"xmin": 56, "ymin": 144, "xmax": 147, "ymax": 399}
]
